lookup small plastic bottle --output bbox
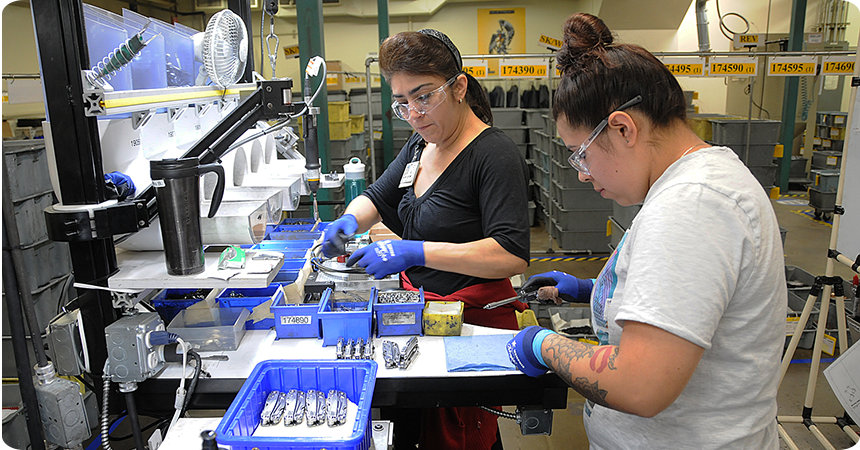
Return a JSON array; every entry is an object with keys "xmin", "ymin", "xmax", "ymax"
[{"xmin": 343, "ymin": 157, "xmax": 366, "ymax": 207}]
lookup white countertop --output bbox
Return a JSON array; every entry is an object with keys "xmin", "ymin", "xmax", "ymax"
[{"xmin": 155, "ymin": 324, "xmax": 520, "ymax": 380}]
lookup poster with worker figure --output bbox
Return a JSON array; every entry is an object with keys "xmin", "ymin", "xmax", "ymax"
[{"xmin": 478, "ymin": 8, "xmax": 526, "ymax": 55}]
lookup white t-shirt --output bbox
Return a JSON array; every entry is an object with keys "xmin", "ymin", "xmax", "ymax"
[{"xmin": 583, "ymin": 147, "xmax": 786, "ymax": 450}]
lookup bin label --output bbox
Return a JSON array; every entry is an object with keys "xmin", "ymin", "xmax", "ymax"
[
  {"xmin": 786, "ymin": 316, "xmax": 799, "ymax": 336},
  {"xmin": 768, "ymin": 56, "xmax": 817, "ymax": 76},
  {"xmin": 500, "ymin": 58, "xmax": 549, "ymax": 78},
  {"xmin": 463, "ymin": 60, "xmax": 488, "ymax": 79},
  {"xmin": 281, "ymin": 315, "xmax": 311, "ymax": 325},
  {"xmin": 382, "ymin": 312, "xmax": 415, "ymax": 326},
  {"xmin": 661, "ymin": 57, "xmax": 706, "ymax": 77},
  {"xmin": 821, "ymin": 56, "xmax": 854, "ymax": 75},
  {"xmin": 709, "ymin": 57, "xmax": 758, "ymax": 77},
  {"xmin": 827, "ymin": 156, "xmax": 838, "ymax": 166}
]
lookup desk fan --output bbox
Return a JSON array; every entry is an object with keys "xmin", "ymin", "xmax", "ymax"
[{"xmin": 193, "ymin": 9, "xmax": 249, "ymax": 87}]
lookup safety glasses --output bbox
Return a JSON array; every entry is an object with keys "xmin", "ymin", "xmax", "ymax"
[
  {"xmin": 391, "ymin": 74, "xmax": 460, "ymax": 121},
  {"xmin": 568, "ymin": 95, "xmax": 643, "ymax": 175}
]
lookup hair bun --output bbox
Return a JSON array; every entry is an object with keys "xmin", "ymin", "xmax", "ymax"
[{"xmin": 556, "ymin": 13, "xmax": 613, "ymax": 75}]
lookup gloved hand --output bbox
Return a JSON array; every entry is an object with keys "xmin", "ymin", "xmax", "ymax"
[
  {"xmin": 523, "ymin": 271, "xmax": 593, "ymax": 303},
  {"xmin": 104, "ymin": 171, "xmax": 135, "ymax": 201},
  {"xmin": 322, "ymin": 214, "xmax": 358, "ymax": 258},
  {"xmin": 507, "ymin": 326, "xmax": 556, "ymax": 377},
  {"xmin": 346, "ymin": 239, "xmax": 425, "ymax": 279}
]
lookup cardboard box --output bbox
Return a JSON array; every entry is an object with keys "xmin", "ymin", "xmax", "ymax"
[{"xmin": 368, "ymin": 222, "xmax": 400, "ymax": 242}]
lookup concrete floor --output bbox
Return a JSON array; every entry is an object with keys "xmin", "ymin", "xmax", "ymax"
[{"xmin": 499, "ymin": 192, "xmax": 860, "ymax": 449}]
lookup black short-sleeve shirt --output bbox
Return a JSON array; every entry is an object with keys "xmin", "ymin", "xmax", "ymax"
[{"xmin": 362, "ymin": 127, "xmax": 530, "ymax": 296}]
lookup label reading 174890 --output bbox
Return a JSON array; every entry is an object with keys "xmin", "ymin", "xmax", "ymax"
[{"xmin": 281, "ymin": 316, "xmax": 311, "ymax": 325}]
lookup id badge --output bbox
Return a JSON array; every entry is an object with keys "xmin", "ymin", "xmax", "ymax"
[{"xmin": 399, "ymin": 161, "xmax": 420, "ymax": 188}]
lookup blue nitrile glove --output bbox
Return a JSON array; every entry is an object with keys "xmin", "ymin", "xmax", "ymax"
[
  {"xmin": 507, "ymin": 326, "xmax": 556, "ymax": 377},
  {"xmin": 523, "ymin": 271, "xmax": 594, "ymax": 303},
  {"xmin": 346, "ymin": 239, "xmax": 425, "ymax": 279},
  {"xmin": 104, "ymin": 171, "xmax": 136, "ymax": 201},
  {"xmin": 322, "ymin": 214, "xmax": 359, "ymax": 258}
]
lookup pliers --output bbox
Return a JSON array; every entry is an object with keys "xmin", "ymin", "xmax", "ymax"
[{"xmin": 483, "ymin": 283, "xmax": 544, "ymax": 309}]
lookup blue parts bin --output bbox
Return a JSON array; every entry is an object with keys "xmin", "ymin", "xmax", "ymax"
[
  {"xmin": 272, "ymin": 290, "xmax": 327, "ymax": 339},
  {"xmin": 151, "ymin": 288, "xmax": 211, "ymax": 324},
  {"xmin": 373, "ymin": 288, "xmax": 425, "ymax": 337},
  {"xmin": 217, "ymin": 285, "xmax": 285, "ymax": 330},
  {"xmin": 319, "ymin": 290, "xmax": 373, "ymax": 347},
  {"xmin": 215, "ymin": 360, "xmax": 377, "ymax": 450}
]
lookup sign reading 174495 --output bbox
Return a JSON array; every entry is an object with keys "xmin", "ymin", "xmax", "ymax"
[{"xmin": 500, "ymin": 58, "xmax": 549, "ymax": 78}]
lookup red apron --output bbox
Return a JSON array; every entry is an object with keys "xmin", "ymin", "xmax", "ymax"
[{"xmin": 400, "ymin": 273, "xmax": 526, "ymax": 450}]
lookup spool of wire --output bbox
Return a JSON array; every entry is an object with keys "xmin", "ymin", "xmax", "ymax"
[{"xmin": 87, "ymin": 21, "xmax": 157, "ymax": 86}]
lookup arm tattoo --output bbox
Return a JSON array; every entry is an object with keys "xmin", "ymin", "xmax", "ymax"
[
  {"xmin": 573, "ymin": 377, "xmax": 610, "ymax": 407},
  {"xmin": 545, "ymin": 338, "xmax": 619, "ymax": 408}
]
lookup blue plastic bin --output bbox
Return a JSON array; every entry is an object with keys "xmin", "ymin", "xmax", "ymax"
[
  {"xmin": 272, "ymin": 270, "xmax": 301, "ymax": 286},
  {"xmin": 252, "ymin": 241, "xmax": 312, "ymax": 259},
  {"xmin": 215, "ymin": 359, "xmax": 377, "ymax": 450},
  {"xmin": 266, "ymin": 231, "xmax": 322, "ymax": 242},
  {"xmin": 151, "ymin": 289, "xmax": 210, "ymax": 323},
  {"xmin": 373, "ymin": 287, "xmax": 425, "ymax": 337},
  {"xmin": 171, "ymin": 22, "xmax": 204, "ymax": 85},
  {"xmin": 271, "ymin": 289, "xmax": 327, "ymax": 338},
  {"xmin": 318, "ymin": 291, "xmax": 373, "ymax": 347},
  {"xmin": 217, "ymin": 285, "xmax": 284, "ymax": 330}
]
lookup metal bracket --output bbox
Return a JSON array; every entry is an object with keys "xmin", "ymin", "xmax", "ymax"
[
  {"xmin": 81, "ymin": 71, "xmax": 106, "ymax": 116},
  {"xmin": 218, "ymin": 97, "xmax": 237, "ymax": 113},
  {"xmin": 195, "ymin": 102, "xmax": 212, "ymax": 118},
  {"xmin": 44, "ymin": 199, "xmax": 150, "ymax": 243},
  {"xmin": 167, "ymin": 106, "xmax": 187, "ymax": 123},
  {"xmin": 132, "ymin": 109, "xmax": 155, "ymax": 130},
  {"xmin": 111, "ymin": 291, "xmax": 139, "ymax": 310}
]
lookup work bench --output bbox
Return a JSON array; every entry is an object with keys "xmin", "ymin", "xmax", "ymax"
[{"xmin": 134, "ymin": 324, "xmax": 569, "ymax": 413}]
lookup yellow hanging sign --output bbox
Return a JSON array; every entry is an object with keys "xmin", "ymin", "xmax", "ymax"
[
  {"xmin": 768, "ymin": 56, "xmax": 817, "ymax": 76},
  {"xmin": 282, "ymin": 45, "xmax": 300, "ymax": 58},
  {"xmin": 538, "ymin": 34, "xmax": 562, "ymax": 51},
  {"xmin": 821, "ymin": 56, "xmax": 855, "ymax": 75},
  {"xmin": 709, "ymin": 57, "xmax": 758, "ymax": 77},
  {"xmin": 500, "ymin": 58, "xmax": 548, "ymax": 78},
  {"xmin": 661, "ymin": 57, "xmax": 706, "ymax": 77}
]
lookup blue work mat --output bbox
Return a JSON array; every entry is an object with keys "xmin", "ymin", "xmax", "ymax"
[{"xmin": 444, "ymin": 334, "xmax": 517, "ymax": 372}]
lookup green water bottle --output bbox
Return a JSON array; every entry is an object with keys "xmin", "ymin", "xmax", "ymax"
[{"xmin": 344, "ymin": 157, "xmax": 366, "ymax": 207}]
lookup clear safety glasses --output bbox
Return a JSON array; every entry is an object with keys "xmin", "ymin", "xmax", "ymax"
[
  {"xmin": 568, "ymin": 95, "xmax": 643, "ymax": 175},
  {"xmin": 391, "ymin": 74, "xmax": 460, "ymax": 121}
]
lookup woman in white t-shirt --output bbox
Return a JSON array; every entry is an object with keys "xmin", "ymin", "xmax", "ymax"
[{"xmin": 506, "ymin": 12, "xmax": 786, "ymax": 450}]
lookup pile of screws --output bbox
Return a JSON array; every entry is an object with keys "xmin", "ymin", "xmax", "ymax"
[{"xmin": 377, "ymin": 290, "xmax": 420, "ymax": 304}]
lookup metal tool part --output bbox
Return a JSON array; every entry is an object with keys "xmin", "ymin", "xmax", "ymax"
[
  {"xmin": 355, "ymin": 338, "xmax": 365, "ymax": 360},
  {"xmin": 336, "ymin": 337, "xmax": 346, "ymax": 359},
  {"xmin": 345, "ymin": 338, "xmax": 355, "ymax": 359},
  {"xmin": 382, "ymin": 340, "xmax": 400, "ymax": 369},
  {"xmin": 261, "ymin": 390, "xmax": 282, "ymax": 426},
  {"xmin": 305, "ymin": 389, "xmax": 327, "ymax": 426},
  {"xmin": 399, "ymin": 336, "xmax": 419, "ymax": 370},
  {"xmin": 483, "ymin": 285, "xmax": 542, "ymax": 310},
  {"xmin": 362, "ymin": 338, "xmax": 375, "ymax": 360},
  {"xmin": 326, "ymin": 390, "xmax": 348, "ymax": 427},
  {"xmin": 269, "ymin": 391, "xmax": 287, "ymax": 425},
  {"xmin": 284, "ymin": 389, "xmax": 305, "ymax": 426}
]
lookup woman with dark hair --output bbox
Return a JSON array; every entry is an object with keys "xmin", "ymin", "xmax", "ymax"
[
  {"xmin": 321, "ymin": 29, "xmax": 530, "ymax": 449},
  {"xmin": 507, "ymin": 13, "xmax": 785, "ymax": 449}
]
